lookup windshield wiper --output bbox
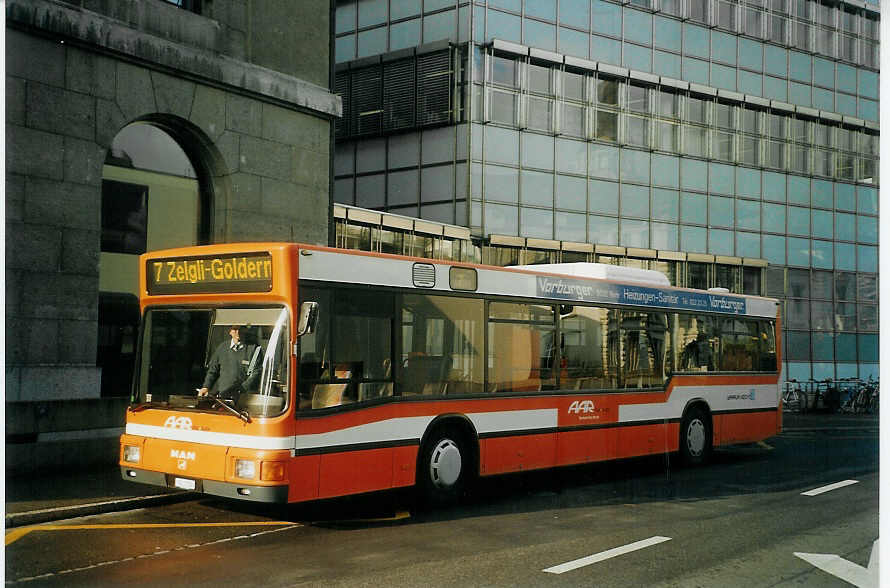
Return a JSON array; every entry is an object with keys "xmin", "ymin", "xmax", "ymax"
[
  {"xmin": 207, "ymin": 395, "xmax": 251, "ymax": 423},
  {"xmin": 128, "ymin": 402, "xmax": 160, "ymax": 413}
]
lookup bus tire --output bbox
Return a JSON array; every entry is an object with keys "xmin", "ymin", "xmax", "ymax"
[
  {"xmin": 680, "ymin": 406, "xmax": 711, "ymax": 466},
  {"xmin": 417, "ymin": 427, "xmax": 471, "ymax": 508}
]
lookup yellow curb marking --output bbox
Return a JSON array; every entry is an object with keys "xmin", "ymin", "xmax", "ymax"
[
  {"xmin": 5, "ymin": 528, "xmax": 34, "ymax": 546},
  {"xmin": 326, "ymin": 511, "xmax": 412, "ymax": 524}
]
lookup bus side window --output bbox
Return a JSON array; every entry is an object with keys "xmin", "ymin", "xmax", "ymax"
[
  {"xmin": 677, "ymin": 314, "xmax": 715, "ymax": 372},
  {"xmin": 400, "ymin": 294, "xmax": 484, "ymax": 397},
  {"xmin": 298, "ymin": 287, "xmax": 331, "ymax": 410}
]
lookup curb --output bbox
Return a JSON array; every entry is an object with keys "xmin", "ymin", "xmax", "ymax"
[
  {"xmin": 782, "ymin": 425, "xmax": 880, "ymax": 432},
  {"xmin": 5, "ymin": 491, "xmax": 198, "ymax": 528}
]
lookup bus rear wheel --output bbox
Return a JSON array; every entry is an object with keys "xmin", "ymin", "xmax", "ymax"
[
  {"xmin": 417, "ymin": 428, "xmax": 471, "ymax": 508},
  {"xmin": 680, "ymin": 407, "xmax": 711, "ymax": 466}
]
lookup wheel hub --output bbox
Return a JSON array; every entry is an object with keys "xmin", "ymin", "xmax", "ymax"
[
  {"xmin": 430, "ymin": 439, "xmax": 462, "ymax": 488},
  {"xmin": 687, "ymin": 419, "xmax": 706, "ymax": 456}
]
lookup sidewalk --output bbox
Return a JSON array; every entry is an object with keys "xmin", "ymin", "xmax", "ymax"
[
  {"xmin": 5, "ymin": 466, "xmax": 194, "ymax": 528},
  {"xmin": 4, "ymin": 412, "xmax": 879, "ymax": 528}
]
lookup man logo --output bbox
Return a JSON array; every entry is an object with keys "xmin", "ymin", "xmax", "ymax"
[
  {"xmin": 568, "ymin": 399, "xmax": 596, "ymax": 414},
  {"xmin": 164, "ymin": 416, "xmax": 193, "ymax": 430}
]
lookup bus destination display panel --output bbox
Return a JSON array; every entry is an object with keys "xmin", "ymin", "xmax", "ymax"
[{"xmin": 147, "ymin": 252, "xmax": 273, "ymax": 295}]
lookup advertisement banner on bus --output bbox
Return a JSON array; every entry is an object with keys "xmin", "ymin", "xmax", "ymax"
[{"xmin": 536, "ymin": 276, "xmax": 747, "ymax": 315}]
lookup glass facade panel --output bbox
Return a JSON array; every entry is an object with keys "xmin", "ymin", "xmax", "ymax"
[
  {"xmin": 589, "ymin": 214, "xmax": 619, "ymax": 245},
  {"xmin": 710, "ymin": 196, "xmax": 734, "ymax": 228},
  {"xmin": 621, "ymin": 219, "xmax": 650, "ymax": 248},
  {"xmin": 484, "ymin": 165, "xmax": 519, "ymax": 203},
  {"xmin": 680, "ymin": 192, "xmax": 707, "ymax": 224},
  {"xmin": 620, "ymin": 149, "xmax": 651, "ymax": 184},
  {"xmin": 709, "ymin": 229, "xmax": 734, "ymax": 255},
  {"xmin": 654, "ymin": 16, "xmax": 682, "ymax": 51},
  {"xmin": 589, "ymin": 144, "xmax": 619, "ymax": 179},
  {"xmin": 651, "ymin": 154, "xmax": 680, "ymax": 187},
  {"xmin": 762, "ymin": 202, "xmax": 786, "ymax": 234},
  {"xmin": 589, "ymin": 179, "xmax": 619, "ymax": 214},
  {"xmin": 556, "ymin": 138, "xmax": 587, "ymax": 175},
  {"xmin": 811, "ymin": 209, "xmax": 833, "ymax": 239},
  {"xmin": 652, "ymin": 189, "xmax": 679, "ymax": 221},
  {"xmin": 621, "ymin": 184, "xmax": 650, "ymax": 218},
  {"xmin": 787, "ymin": 237, "xmax": 810, "ymax": 266},
  {"xmin": 681, "ymin": 225, "xmax": 708, "ymax": 253},
  {"xmin": 556, "ymin": 175, "xmax": 587, "ymax": 211},
  {"xmin": 520, "ymin": 170, "xmax": 553, "ymax": 206},
  {"xmin": 737, "ymin": 200, "xmax": 761, "ymax": 231},
  {"xmin": 787, "ymin": 206, "xmax": 810, "ymax": 235}
]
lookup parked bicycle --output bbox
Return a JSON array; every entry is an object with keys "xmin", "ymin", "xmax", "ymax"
[
  {"xmin": 853, "ymin": 376, "xmax": 879, "ymax": 414},
  {"xmin": 784, "ymin": 377, "xmax": 877, "ymax": 414},
  {"xmin": 782, "ymin": 379, "xmax": 806, "ymax": 413}
]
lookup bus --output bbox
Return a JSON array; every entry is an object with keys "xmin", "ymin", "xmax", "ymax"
[{"xmin": 120, "ymin": 242, "xmax": 781, "ymax": 506}]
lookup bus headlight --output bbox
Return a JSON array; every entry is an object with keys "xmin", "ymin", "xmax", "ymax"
[
  {"xmin": 260, "ymin": 461, "xmax": 286, "ymax": 481},
  {"xmin": 234, "ymin": 459, "xmax": 256, "ymax": 479},
  {"xmin": 123, "ymin": 445, "xmax": 141, "ymax": 463}
]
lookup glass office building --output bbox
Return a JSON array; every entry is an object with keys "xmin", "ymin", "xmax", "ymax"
[{"xmin": 332, "ymin": 0, "xmax": 879, "ymax": 383}]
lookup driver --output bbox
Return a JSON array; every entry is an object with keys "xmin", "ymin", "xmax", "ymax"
[{"xmin": 198, "ymin": 324, "xmax": 263, "ymax": 401}]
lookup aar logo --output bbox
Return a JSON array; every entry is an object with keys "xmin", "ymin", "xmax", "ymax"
[
  {"xmin": 568, "ymin": 399, "xmax": 596, "ymax": 414},
  {"xmin": 164, "ymin": 416, "xmax": 193, "ymax": 430}
]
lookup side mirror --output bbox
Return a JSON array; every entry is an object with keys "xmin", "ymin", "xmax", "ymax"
[{"xmin": 297, "ymin": 301, "xmax": 319, "ymax": 337}]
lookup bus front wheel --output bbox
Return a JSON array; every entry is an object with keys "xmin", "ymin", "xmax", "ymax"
[
  {"xmin": 417, "ymin": 428, "xmax": 470, "ymax": 507},
  {"xmin": 680, "ymin": 406, "xmax": 711, "ymax": 466}
]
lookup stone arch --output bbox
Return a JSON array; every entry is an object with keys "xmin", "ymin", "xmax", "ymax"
[
  {"xmin": 98, "ymin": 112, "xmax": 230, "ymax": 397},
  {"xmin": 123, "ymin": 112, "xmax": 232, "ymax": 245}
]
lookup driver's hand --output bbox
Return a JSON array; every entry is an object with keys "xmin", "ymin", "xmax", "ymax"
[{"xmin": 197, "ymin": 387, "xmax": 209, "ymax": 396}]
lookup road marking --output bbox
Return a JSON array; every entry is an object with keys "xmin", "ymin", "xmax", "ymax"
[
  {"xmin": 543, "ymin": 536, "xmax": 672, "ymax": 574},
  {"xmin": 4, "ymin": 521, "xmax": 297, "ymax": 546},
  {"xmin": 795, "ymin": 539, "xmax": 879, "ymax": 588},
  {"xmin": 801, "ymin": 479, "xmax": 859, "ymax": 496},
  {"xmin": 7, "ymin": 524, "xmax": 302, "ymax": 584}
]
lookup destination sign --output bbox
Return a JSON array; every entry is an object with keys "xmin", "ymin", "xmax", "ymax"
[
  {"xmin": 147, "ymin": 252, "xmax": 273, "ymax": 295},
  {"xmin": 537, "ymin": 276, "xmax": 747, "ymax": 315}
]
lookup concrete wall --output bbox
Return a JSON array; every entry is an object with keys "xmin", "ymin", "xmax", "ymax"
[
  {"xmin": 6, "ymin": 398, "xmax": 129, "ymax": 476},
  {"xmin": 6, "ymin": 0, "xmax": 338, "ymax": 470}
]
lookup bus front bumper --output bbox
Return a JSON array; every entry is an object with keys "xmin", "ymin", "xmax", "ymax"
[{"xmin": 120, "ymin": 467, "xmax": 289, "ymax": 503}]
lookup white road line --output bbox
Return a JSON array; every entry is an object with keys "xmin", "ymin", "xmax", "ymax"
[
  {"xmin": 801, "ymin": 480, "xmax": 859, "ymax": 496},
  {"xmin": 543, "ymin": 536, "xmax": 672, "ymax": 575}
]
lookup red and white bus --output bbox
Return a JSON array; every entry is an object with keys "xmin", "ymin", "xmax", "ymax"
[{"xmin": 120, "ymin": 242, "xmax": 781, "ymax": 505}]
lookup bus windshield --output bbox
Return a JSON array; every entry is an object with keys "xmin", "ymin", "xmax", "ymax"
[{"xmin": 134, "ymin": 306, "xmax": 290, "ymax": 418}]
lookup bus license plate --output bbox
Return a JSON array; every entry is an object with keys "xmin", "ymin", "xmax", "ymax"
[{"xmin": 174, "ymin": 477, "xmax": 196, "ymax": 490}]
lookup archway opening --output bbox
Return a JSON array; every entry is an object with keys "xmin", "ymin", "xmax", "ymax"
[{"xmin": 98, "ymin": 122, "xmax": 204, "ymax": 397}]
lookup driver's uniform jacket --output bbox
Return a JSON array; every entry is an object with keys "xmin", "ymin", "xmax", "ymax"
[{"xmin": 201, "ymin": 340, "xmax": 262, "ymax": 399}]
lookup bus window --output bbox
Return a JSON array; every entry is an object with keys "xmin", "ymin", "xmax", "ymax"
[
  {"xmin": 400, "ymin": 294, "xmax": 484, "ymax": 396},
  {"xmin": 719, "ymin": 318, "xmax": 757, "ymax": 371},
  {"xmin": 139, "ymin": 309, "xmax": 212, "ymax": 403},
  {"xmin": 488, "ymin": 302, "xmax": 556, "ymax": 393},
  {"xmin": 298, "ymin": 287, "xmax": 331, "ymax": 409},
  {"xmin": 299, "ymin": 288, "xmax": 394, "ymax": 409},
  {"xmin": 618, "ymin": 311, "xmax": 670, "ymax": 389},
  {"xmin": 333, "ymin": 290, "xmax": 393, "ymax": 398},
  {"xmin": 559, "ymin": 306, "xmax": 614, "ymax": 391},
  {"xmin": 758, "ymin": 320, "xmax": 778, "ymax": 371},
  {"xmin": 137, "ymin": 306, "xmax": 289, "ymax": 417},
  {"xmin": 676, "ymin": 314, "xmax": 717, "ymax": 372}
]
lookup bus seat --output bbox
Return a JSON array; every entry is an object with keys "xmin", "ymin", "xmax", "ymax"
[
  {"xmin": 422, "ymin": 382, "xmax": 443, "ymax": 395},
  {"xmin": 312, "ymin": 383, "xmax": 348, "ymax": 409}
]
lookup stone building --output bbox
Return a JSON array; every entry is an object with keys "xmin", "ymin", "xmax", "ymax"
[{"xmin": 6, "ymin": 0, "xmax": 339, "ymax": 472}]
